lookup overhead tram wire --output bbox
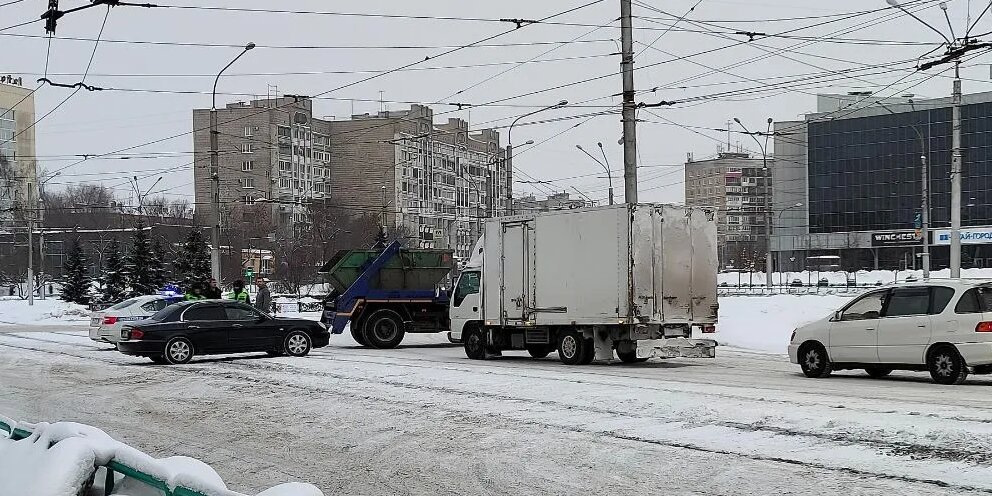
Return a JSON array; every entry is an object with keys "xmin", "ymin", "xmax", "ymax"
[
  {"xmin": 48, "ymin": 0, "xmax": 606, "ymax": 176},
  {"xmin": 1, "ymin": 6, "xmax": 111, "ymax": 149}
]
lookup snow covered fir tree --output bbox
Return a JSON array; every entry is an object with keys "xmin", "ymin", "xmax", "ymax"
[
  {"xmin": 60, "ymin": 238, "xmax": 92, "ymax": 305},
  {"xmin": 98, "ymin": 239, "xmax": 128, "ymax": 304},
  {"xmin": 150, "ymin": 239, "xmax": 169, "ymax": 290},
  {"xmin": 128, "ymin": 219, "xmax": 158, "ymax": 296},
  {"xmin": 173, "ymin": 228, "xmax": 211, "ymax": 290}
]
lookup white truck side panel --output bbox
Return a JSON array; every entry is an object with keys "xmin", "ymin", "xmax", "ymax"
[{"xmin": 532, "ymin": 206, "xmax": 627, "ymax": 325}]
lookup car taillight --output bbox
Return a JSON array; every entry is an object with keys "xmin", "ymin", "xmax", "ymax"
[
  {"xmin": 702, "ymin": 324, "xmax": 716, "ymax": 334},
  {"xmin": 103, "ymin": 316, "xmax": 118, "ymax": 325},
  {"xmin": 976, "ymin": 322, "xmax": 992, "ymax": 333},
  {"xmin": 122, "ymin": 328, "xmax": 145, "ymax": 340}
]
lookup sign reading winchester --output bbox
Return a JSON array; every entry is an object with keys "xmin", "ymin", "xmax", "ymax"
[{"xmin": 871, "ymin": 231, "xmax": 921, "ymax": 247}]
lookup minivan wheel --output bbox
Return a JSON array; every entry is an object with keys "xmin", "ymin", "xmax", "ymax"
[
  {"xmin": 163, "ymin": 337, "xmax": 193, "ymax": 365},
  {"xmin": 798, "ymin": 342, "xmax": 832, "ymax": 378},
  {"xmin": 928, "ymin": 345, "xmax": 969, "ymax": 385}
]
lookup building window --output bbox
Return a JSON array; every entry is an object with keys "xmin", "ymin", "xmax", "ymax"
[
  {"xmin": 279, "ymin": 178, "xmax": 291, "ymax": 188},
  {"xmin": 244, "ymin": 126, "xmax": 254, "ymax": 137},
  {"xmin": 279, "ymin": 160, "xmax": 291, "ymax": 172},
  {"xmin": 242, "ymin": 161, "xmax": 254, "ymax": 172},
  {"xmin": 277, "ymin": 126, "xmax": 291, "ymax": 138},
  {"xmin": 244, "ymin": 195, "xmax": 255, "ymax": 205},
  {"xmin": 242, "ymin": 143, "xmax": 254, "ymax": 154},
  {"xmin": 242, "ymin": 177, "xmax": 255, "ymax": 189}
]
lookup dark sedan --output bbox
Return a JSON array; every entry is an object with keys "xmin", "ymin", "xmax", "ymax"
[{"xmin": 117, "ymin": 300, "xmax": 330, "ymax": 364}]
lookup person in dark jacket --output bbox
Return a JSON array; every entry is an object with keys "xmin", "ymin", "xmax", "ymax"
[
  {"xmin": 255, "ymin": 279, "xmax": 272, "ymax": 313},
  {"xmin": 206, "ymin": 278, "xmax": 223, "ymax": 299}
]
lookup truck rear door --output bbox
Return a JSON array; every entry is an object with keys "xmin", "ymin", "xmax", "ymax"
[
  {"xmin": 500, "ymin": 222, "xmax": 532, "ymax": 325},
  {"xmin": 689, "ymin": 208, "xmax": 719, "ymax": 323},
  {"xmin": 659, "ymin": 206, "xmax": 693, "ymax": 322}
]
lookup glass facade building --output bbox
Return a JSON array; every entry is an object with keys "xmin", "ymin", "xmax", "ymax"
[{"xmin": 808, "ymin": 102, "xmax": 992, "ymax": 234}]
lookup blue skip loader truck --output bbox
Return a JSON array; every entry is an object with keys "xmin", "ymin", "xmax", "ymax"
[{"xmin": 319, "ymin": 241, "xmax": 456, "ymax": 348}]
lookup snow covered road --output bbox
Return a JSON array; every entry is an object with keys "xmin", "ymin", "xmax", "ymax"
[{"xmin": 1, "ymin": 328, "xmax": 991, "ymax": 495}]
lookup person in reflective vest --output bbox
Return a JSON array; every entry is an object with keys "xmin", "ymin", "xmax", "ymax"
[
  {"xmin": 184, "ymin": 282, "xmax": 206, "ymax": 301},
  {"xmin": 228, "ymin": 279, "xmax": 252, "ymax": 305}
]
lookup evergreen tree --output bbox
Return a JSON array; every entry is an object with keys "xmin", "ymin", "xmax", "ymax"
[
  {"xmin": 149, "ymin": 239, "xmax": 169, "ymax": 289},
  {"xmin": 173, "ymin": 228, "xmax": 211, "ymax": 289},
  {"xmin": 98, "ymin": 239, "xmax": 128, "ymax": 303},
  {"xmin": 60, "ymin": 238, "xmax": 92, "ymax": 305},
  {"xmin": 128, "ymin": 219, "xmax": 157, "ymax": 296}
]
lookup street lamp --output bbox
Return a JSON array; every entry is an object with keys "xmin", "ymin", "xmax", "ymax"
[
  {"xmin": 734, "ymin": 117, "xmax": 774, "ymax": 289},
  {"xmin": 576, "ymin": 144, "xmax": 613, "ymax": 205},
  {"xmin": 210, "ymin": 41, "xmax": 256, "ymax": 284},
  {"xmin": 506, "ymin": 100, "xmax": 568, "ymax": 215}
]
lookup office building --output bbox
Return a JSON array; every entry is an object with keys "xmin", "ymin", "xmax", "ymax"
[
  {"xmin": 772, "ymin": 91, "xmax": 992, "ymax": 270},
  {"xmin": 0, "ymin": 76, "xmax": 37, "ymax": 224},
  {"xmin": 684, "ymin": 151, "xmax": 773, "ymax": 269}
]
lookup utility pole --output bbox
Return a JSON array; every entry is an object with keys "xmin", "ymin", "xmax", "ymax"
[
  {"xmin": 620, "ymin": 0, "xmax": 638, "ymax": 203},
  {"xmin": 26, "ymin": 182, "xmax": 34, "ymax": 306},
  {"xmin": 950, "ymin": 62, "xmax": 962, "ymax": 278}
]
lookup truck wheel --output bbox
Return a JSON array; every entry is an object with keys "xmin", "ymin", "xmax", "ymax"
[
  {"xmin": 350, "ymin": 325, "xmax": 369, "ymax": 347},
  {"xmin": 464, "ymin": 329, "xmax": 487, "ymax": 360},
  {"xmin": 558, "ymin": 330, "xmax": 589, "ymax": 365},
  {"xmin": 617, "ymin": 350, "xmax": 648, "ymax": 364},
  {"xmin": 527, "ymin": 345, "xmax": 553, "ymax": 359},
  {"xmin": 364, "ymin": 309, "xmax": 406, "ymax": 349}
]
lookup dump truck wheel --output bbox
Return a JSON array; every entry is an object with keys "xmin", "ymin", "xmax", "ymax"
[
  {"xmin": 364, "ymin": 309, "xmax": 406, "ymax": 349},
  {"xmin": 350, "ymin": 325, "xmax": 369, "ymax": 347}
]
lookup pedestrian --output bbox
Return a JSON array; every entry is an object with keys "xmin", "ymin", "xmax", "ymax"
[
  {"xmin": 207, "ymin": 278, "xmax": 222, "ymax": 299},
  {"xmin": 184, "ymin": 282, "xmax": 206, "ymax": 301},
  {"xmin": 227, "ymin": 279, "xmax": 251, "ymax": 305},
  {"xmin": 255, "ymin": 278, "xmax": 272, "ymax": 313}
]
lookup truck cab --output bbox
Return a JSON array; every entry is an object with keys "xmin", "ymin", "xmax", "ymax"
[{"xmin": 448, "ymin": 269, "xmax": 481, "ymax": 343}]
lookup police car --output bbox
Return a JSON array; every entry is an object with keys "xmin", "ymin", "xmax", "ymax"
[{"xmin": 89, "ymin": 294, "xmax": 183, "ymax": 344}]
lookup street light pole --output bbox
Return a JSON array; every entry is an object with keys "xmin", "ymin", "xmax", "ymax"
[
  {"xmin": 506, "ymin": 100, "xmax": 567, "ymax": 215},
  {"xmin": 576, "ymin": 144, "xmax": 613, "ymax": 205},
  {"xmin": 950, "ymin": 62, "xmax": 963, "ymax": 277},
  {"xmin": 734, "ymin": 117, "xmax": 774, "ymax": 289},
  {"xmin": 620, "ymin": 0, "xmax": 638, "ymax": 203},
  {"xmin": 210, "ymin": 42, "xmax": 255, "ymax": 284},
  {"xmin": 877, "ymin": 101, "xmax": 930, "ymax": 278}
]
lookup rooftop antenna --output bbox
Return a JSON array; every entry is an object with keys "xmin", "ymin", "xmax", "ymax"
[{"xmin": 379, "ymin": 91, "xmax": 385, "ymax": 113}]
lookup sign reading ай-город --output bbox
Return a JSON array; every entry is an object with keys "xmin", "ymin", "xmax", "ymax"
[{"xmin": 935, "ymin": 227, "xmax": 992, "ymax": 245}]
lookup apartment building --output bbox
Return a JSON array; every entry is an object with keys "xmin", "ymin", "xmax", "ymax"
[
  {"xmin": 684, "ymin": 151, "xmax": 774, "ymax": 269},
  {"xmin": 0, "ymin": 77, "xmax": 37, "ymax": 225}
]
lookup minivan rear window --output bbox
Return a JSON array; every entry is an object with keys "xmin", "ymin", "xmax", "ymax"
[{"xmin": 955, "ymin": 287, "xmax": 992, "ymax": 314}]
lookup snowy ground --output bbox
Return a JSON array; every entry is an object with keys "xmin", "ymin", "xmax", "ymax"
[
  {"xmin": 2, "ymin": 294, "xmax": 992, "ymax": 495},
  {"xmin": 0, "ymin": 298, "xmax": 89, "ymax": 326}
]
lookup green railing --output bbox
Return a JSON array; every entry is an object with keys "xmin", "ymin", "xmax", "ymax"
[{"xmin": 0, "ymin": 419, "xmax": 213, "ymax": 496}]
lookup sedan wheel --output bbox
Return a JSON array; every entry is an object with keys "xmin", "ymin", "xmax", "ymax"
[
  {"xmin": 163, "ymin": 338, "xmax": 193, "ymax": 365},
  {"xmin": 284, "ymin": 331, "xmax": 312, "ymax": 357}
]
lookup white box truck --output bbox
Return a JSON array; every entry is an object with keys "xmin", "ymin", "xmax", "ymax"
[{"xmin": 449, "ymin": 203, "xmax": 719, "ymax": 365}]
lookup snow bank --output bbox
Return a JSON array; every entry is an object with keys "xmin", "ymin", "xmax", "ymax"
[
  {"xmin": 0, "ymin": 416, "xmax": 323, "ymax": 496},
  {"xmin": 713, "ymin": 294, "xmax": 854, "ymax": 354},
  {"xmin": 0, "ymin": 299, "xmax": 90, "ymax": 326},
  {"xmin": 718, "ymin": 268, "xmax": 992, "ymax": 286}
]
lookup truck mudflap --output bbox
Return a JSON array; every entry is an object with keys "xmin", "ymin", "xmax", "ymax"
[{"xmin": 636, "ymin": 338, "xmax": 717, "ymax": 359}]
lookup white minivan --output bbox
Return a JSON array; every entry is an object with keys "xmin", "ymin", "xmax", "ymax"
[{"xmin": 789, "ymin": 280, "xmax": 992, "ymax": 384}]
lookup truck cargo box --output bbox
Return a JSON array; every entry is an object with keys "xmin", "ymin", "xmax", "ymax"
[{"xmin": 480, "ymin": 204, "xmax": 717, "ymax": 327}]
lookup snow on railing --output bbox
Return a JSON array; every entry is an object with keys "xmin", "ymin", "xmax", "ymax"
[{"xmin": 0, "ymin": 416, "xmax": 322, "ymax": 496}]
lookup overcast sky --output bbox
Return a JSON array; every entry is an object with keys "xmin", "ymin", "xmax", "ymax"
[{"xmin": 1, "ymin": 0, "xmax": 986, "ymax": 206}]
